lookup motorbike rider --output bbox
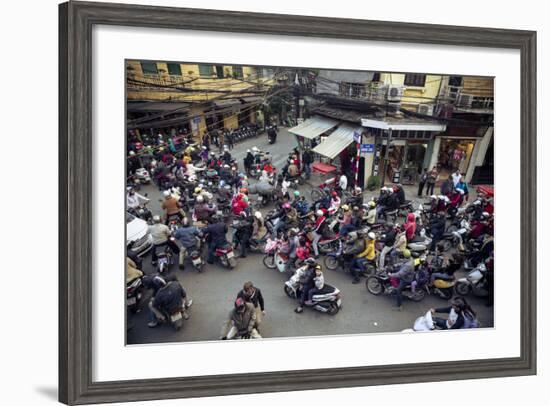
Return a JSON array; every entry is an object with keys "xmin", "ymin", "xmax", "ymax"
[
  {"xmin": 287, "ymin": 159, "xmax": 299, "ymax": 178},
  {"xmin": 430, "ymin": 297, "xmax": 478, "ymax": 329},
  {"xmin": 350, "ymin": 230, "xmax": 376, "ymax": 284},
  {"xmin": 429, "ymin": 211, "xmax": 446, "ymax": 252},
  {"xmin": 149, "ymin": 215, "xmax": 175, "ymax": 266},
  {"xmin": 237, "ymin": 281, "xmax": 266, "ymax": 326},
  {"xmin": 313, "ymin": 187, "xmax": 332, "ymax": 211},
  {"xmin": 337, "ymin": 204, "xmax": 352, "ymax": 236},
  {"xmin": 387, "ymin": 249, "xmax": 415, "ymax": 311},
  {"xmin": 347, "ymin": 186, "xmax": 364, "ymax": 208},
  {"xmin": 294, "ymin": 258, "xmax": 318, "ymax": 314},
  {"xmin": 328, "ymin": 191, "xmax": 342, "ymax": 215},
  {"xmin": 365, "ymin": 200, "xmax": 377, "ymax": 226},
  {"xmin": 310, "ymin": 209, "xmax": 328, "ymax": 258},
  {"xmin": 126, "ymin": 187, "xmax": 149, "ymax": 211},
  {"xmin": 194, "ymin": 194, "xmax": 216, "ymax": 223},
  {"xmin": 252, "ymin": 211, "xmax": 267, "ymax": 240},
  {"xmin": 173, "ymin": 217, "xmax": 201, "ymax": 270},
  {"xmin": 404, "ymin": 212, "xmax": 418, "ymax": 242},
  {"xmin": 268, "ymin": 202, "xmax": 293, "ymax": 238},
  {"xmin": 233, "ymin": 211, "xmax": 254, "ymax": 258},
  {"xmin": 221, "ymin": 298, "xmax": 262, "ymax": 339},
  {"xmin": 304, "ymin": 264, "xmax": 325, "ymax": 305},
  {"xmin": 378, "ymin": 222, "xmax": 397, "ymax": 270},
  {"xmin": 148, "ymin": 274, "xmax": 193, "ymax": 327},
  {"xmin": 295, "ymin": 195, "xmax": 311, "ymax": 216},
  {"xmin": 161, "ymin": 190, "xmax": 183, "ymax": 224},
  {"xmin": 202, "ymin": 215, "xmax": 230, "ymax": 264},
  {"xmin": 244, "ymin": 149, "xmax": 254, "ymax": 174}
]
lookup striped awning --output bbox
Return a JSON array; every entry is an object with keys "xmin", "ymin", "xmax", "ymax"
[
  {"xmin": 312, "ymin": 124, "xmax": 362, "ymax": 159},
  {"xmin": 288, "ymin": 116, "xmax": 338, "ymax": 139}
]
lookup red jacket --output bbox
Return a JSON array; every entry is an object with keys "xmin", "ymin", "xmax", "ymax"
[{"xmin": 404, "ymin": 213, "xmax": 417, "ymax": 241}]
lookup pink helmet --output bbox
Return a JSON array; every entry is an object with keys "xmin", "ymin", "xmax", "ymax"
[{"xmin": 282, "ymin": 202, "xmax": 291, "ymax": 210}]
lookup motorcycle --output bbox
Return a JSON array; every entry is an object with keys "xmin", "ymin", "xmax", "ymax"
[
  {"xmin": 323, "ymin": 239, "xmax": 376, "ymax": 276},
  {"xmin": 155, "ymin": 245, "xmax": 174, "ymax": 273},
  {"xmin": 455, "ymin": 262, "xmax": 489, "ymax": 297},
  {"xmin": 135, "ymin": 167, "xmax": 151, "ymax": 184},
  {"xmin": 213, "ymin": 244, "xmax": 237, "ymax": 269},
  {"xmin": 365, "ymin": 270, "xmax": 426, "ymax": 301},
  {"xmin": 284, "ymin": 275, "xmax": 342, "ymax": 315},
  {"xmin": 126, "ymin": 276, "xmax": 143, "ymax": 313}
]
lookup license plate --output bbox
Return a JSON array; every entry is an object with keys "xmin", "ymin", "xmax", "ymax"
[
  {"xmin": 127, "ymin": 297, "xmax": 136, "ymax": 306},
  {"xmin": 336, "ymin": 299, "xmax": 342, "ymax": 306},
  {"xmin": 226, "ymin": 251, "xmax": 235, "ymax": 258},
  {"xmin": 170, "ymin": 312, "xmax": 182, "ymax": 322},
  {"xmin": 192, "ymin": 258, "xmax": 202, "ymax": 265}
]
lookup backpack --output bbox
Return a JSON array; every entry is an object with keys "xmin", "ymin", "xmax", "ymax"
[{"xmin": 462, "ymin": 312, "xmax": 480, "ymax": 329}]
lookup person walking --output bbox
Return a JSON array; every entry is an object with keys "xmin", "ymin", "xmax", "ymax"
[
  {"xmin": 418, "ymin": 168, "xmax": 428, "ymax": 197},
  {"xmin": 426, "ymin": 166, "xmax": 438, "ymax": 196}
]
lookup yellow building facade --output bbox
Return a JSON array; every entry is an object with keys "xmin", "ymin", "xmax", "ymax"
[{"xmin": 378, "ymin": 72, "xmax": 443, "ymax": 111}]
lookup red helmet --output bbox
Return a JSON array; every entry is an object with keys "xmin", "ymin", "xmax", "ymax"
[{"xmin": 331, "ymin": 191, "xmax": 338, "ymax": 197}]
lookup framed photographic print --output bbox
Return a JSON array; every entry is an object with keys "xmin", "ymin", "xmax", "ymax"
[{"xmin": 59, "ymin": 1, "xmax": 536, "ymax": 404}]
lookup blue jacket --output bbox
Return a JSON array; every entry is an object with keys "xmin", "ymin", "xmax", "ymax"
[
  {"xmin": 204, "ymin": 222, "xmax": 228, "ymax": 244},
  {"xmin": 174, "ymin": 226, "xmax": 200, "ymax": 248}
]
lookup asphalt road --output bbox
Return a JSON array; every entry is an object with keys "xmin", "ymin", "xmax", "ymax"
[{"xmin": 127, "ymin": 128, "xmax": 494, "ymax": 344}]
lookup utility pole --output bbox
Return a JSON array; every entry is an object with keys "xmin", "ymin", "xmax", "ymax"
[
  {"xmin": 381, "ymin": 127, "xmax": 392, "ymax": 187},
  {"xmin": 294, "ymin": 69, "xmax": 301, "ymax": 124}
]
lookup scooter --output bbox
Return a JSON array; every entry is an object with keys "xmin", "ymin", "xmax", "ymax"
[
  {"xmin": 365, "ymin": 270, "xmax": 426, "ymax": 301},
  {"xmin": 135, "ymin": 167, "xmax": 151, "ymax": 184},
  {"xmin": 155, "ymin": 245, "xmax": 174, "ymax": 273},
  {"xmin": 213, "ymin": 244, "xmax": 237, "ymax": 269},
  {"xmin": 126, "ymin": 277, "xmax": 143, "ymax": 313},
  {"xmin": 455, "ymin": 262, "xmax": 489, "ymax": 297},
  {"xmin": 284, "ymin": 276, "xmax": 342, "ymax": 315}
]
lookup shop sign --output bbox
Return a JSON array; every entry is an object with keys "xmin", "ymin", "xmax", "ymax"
[
  {"xmin": 361, "ymin": 143, "xmax": 375, "ymax": 153},
  {"xmin": 353, "ymin": 131, "xmax": 361, "ymax": 143}
]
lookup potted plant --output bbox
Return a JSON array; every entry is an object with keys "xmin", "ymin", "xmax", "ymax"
[{"xmin": 366, "ymin": 175, "xmax": 381, "ymax": 191}]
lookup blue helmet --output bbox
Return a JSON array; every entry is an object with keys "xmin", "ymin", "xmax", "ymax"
[{"xmin": 219, "ymin": 180, "xmax": 226, "ymax": 187}]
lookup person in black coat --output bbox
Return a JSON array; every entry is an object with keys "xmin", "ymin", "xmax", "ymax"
[
  {"xmin": 429, "ymin": 212, "xmax": 446, "ymax": 251},
  {"xmin": 237, "ymin": 281, "xmax": 265, "ymax": 325}
]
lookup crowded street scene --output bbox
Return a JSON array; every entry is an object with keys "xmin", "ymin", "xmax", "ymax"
[{"xmin": 125, "ymin": 61, "xmax": 494, "ymax": 343}]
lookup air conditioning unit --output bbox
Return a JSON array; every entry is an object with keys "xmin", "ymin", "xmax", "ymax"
[
  {"xmin": 417, "ymin": 104, "xmax": 434, "ymax": 116},
  {"xmin": 457, "ymin": 93, "xmax": 473, "ymax": 108},
  {"xmin": 386, "ymin": 85, "xmax": 404, "ymax": 102}
]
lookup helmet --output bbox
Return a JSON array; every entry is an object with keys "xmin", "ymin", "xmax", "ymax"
[
  {"xmin": 368, "ymin": 201, "xmax": 376, "ymax": 208},
  {"xmin": 331, "ymin": 191, "xmax": 338, "ymax": 197},
  {"xmin": 242, "ymin": 195, "xmax": 249, "ymax": 203},
  {"xmin": 223, "ymin": 164, "xmax": 230, "ymax": 168},
  {"xmin": 196, "ymin": 195, "xmax": 204, "ymax": 203},
  {"xmin": 402, "ymin": 249, "xmax": 411, "ymax": 258},
  {"xmin": 293, "ymin": 190, "xmax": 300, "ymax": 197},
  {"xmin": 367, "ymin": 232, "xmax": 376, "ymax": 240},
  {"xmin": 355, "ymin": 186, "xmax": 362, "ymax": 193},
  {"xmin": 305, "ymin": 258, "xmax": 317, "ymax": 266},
  {"xmin": 289, "ymin": 228, "xmax": 299, "ymax": 236},
  {"xmin": 224, "ymin": 185, "xmax": 231, "ymax": 190},
  {"xmin": 473, "ymin": 200, "xmax": 482, "ymax": 206},
  {"xmin": 219, "ymin": 180, "xmax": 226, "ymax": 187},
  {"xmin": 153, "ymin": 215, "xmax": 161, "ymax": 223},
  {"xmin": 282, "ymin": 203, "xmax": 291, "ymax": 210},
  {"xmin": 316, "ymin": 209, "xmax": 324, "ymax": 217},
  {"xmin": 240, "ymin": 211, "xmax": 248, "ymax": 218},
  {"xmin": 314, "ymin": 264, "xmax": 322, "ymax": 271},
  {"xmin": 194, "ymin": 187, "xmax": 202, "ymax": 194},
  {"xmin": 182, "ymin": 217, "xmax": 189, "ymax": 226},
  {"xmin": 234, "ymin": 297, "xmax": 245, "ymax": 311},
  {"xmin": 347, "ymin": 231, "xmax": 358, "ymax": 241},
  {"xmin": 341, "ymin": 204, "xmax": 350, "ymax": 211},
  {"xmin": 163, "ymin": 190, "xmax": 171, "ymax": 197},
  {"xmin": 246, "ymin": 149, "xmax": 251, "ymax": 153},
  {"xmin": 129, "ymin": 151, "xmax": 135, "ymax": 156},
  {"xmin": 240, "ymin": 188, "xmax": 248, "ymax": 194},
  {"xmin": 254, "ymin": 211, "xmax": 263, "ymax": 220},
  {"xmin": 481, "ymin": 211, "xmax": 490, "ymax": 219}
]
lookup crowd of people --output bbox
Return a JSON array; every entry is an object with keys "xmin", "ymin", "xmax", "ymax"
[{"xmin": 126, "ymin": 128, "xmax": 494, "ymax": 338}]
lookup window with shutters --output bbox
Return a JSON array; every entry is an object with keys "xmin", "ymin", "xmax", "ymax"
[
  {"xmin": 140, "ymin": 62, "xmax": 158, "ymax": 75},
  {"xmin": 232, "ymin": 66, "xmax": 244, "ymax": 79},
  {"xmin": 339, "ymin": 82, "xmax": 366, "ymax": 98},
  {"xmin": 166, "ymin": 63, "xmax": 182, "ymax": 76},
  {"xmin": 198, "ymin": 64, "xmax": 214, "ymax": 77},
  {"xmin": 403, "ymin": 73, "xmax": 426, "ymax": 87}
]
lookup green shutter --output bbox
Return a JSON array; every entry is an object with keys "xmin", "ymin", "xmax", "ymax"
[
  {"xmin": 167, "ymin": 63, "xmax": 182, "ymax": 76},
  {"xmin": 140, "ymin": 62, "xmax": 158, "ymax": 75},
  {"xmin": 198, "ymin": 65, "xmax": 214, "ymax": 77}
]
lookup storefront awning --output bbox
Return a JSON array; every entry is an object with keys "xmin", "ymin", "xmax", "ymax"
[
  {"xmin": 213, "ymin": 99, "xmax": 241, "ymax": 108},
  {"xmin": 312, "ymin": 124, "xmax": 362, "ymax": 160},
  {"xmin": 288, "ymin": 116, "xmax": 338, "ymax": 139},
  {"xmin": 361, "ymin": 118, "xmax": 446, "ymax": 132}
]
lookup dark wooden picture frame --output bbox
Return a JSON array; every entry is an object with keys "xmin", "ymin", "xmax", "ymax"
[{"xmin": 59, "ymin": 1, "xmax": 536, "ymax": 404}]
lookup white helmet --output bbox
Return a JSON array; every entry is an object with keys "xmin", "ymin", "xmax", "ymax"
[
  {"xmin": 153, "ymin": 215, "xmax": 161, "ymax": 223},
  {"xmin": 246, "ymin": 149, "xmax": 251, "ymax": 153},
  {"xmin": 129, "ymin": 151, "xmax": 136, "ymax": 156},
  {"xmin": 196, "ymin": 195, "xmax": 204, "ymax": 203},
  {"xmin": 473, "ymin": 200, "xmax": 482, "ymax": 206},
  {"xmin": 254, "ymin": 211, "xmax": 263, "ymax": 220},
  {"xmin": 354, "ymin": 186, "xmax": 362, "ymax": 193},
  {"xmin": 163, "ymin": 190, "xmax": 171, "ymax": 197},
  {"xmin": 316, "ymin": 209, "xmax": 324, "ymax": 217},
  {"xmin": 367, "ymin": 232, "xmax": 376, "ymax": 240}
]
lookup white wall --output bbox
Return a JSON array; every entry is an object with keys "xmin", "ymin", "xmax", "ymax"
[{"xmin": 1, "ymin": 0, "xmax": 547, "ymax": 405}]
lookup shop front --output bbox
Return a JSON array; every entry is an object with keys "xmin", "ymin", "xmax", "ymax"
[
  {"xmin": 361, "ymin": 118, "xmax": 447, "ymax": 186},
  {"xmin": 437, "ymin": 137, "xmax": 476, "ymax": 178}
]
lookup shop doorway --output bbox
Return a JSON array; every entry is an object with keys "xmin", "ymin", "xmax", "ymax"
[{"xmin": 438, "ymin": 139, "xmax": 476, "ymax": 179}]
